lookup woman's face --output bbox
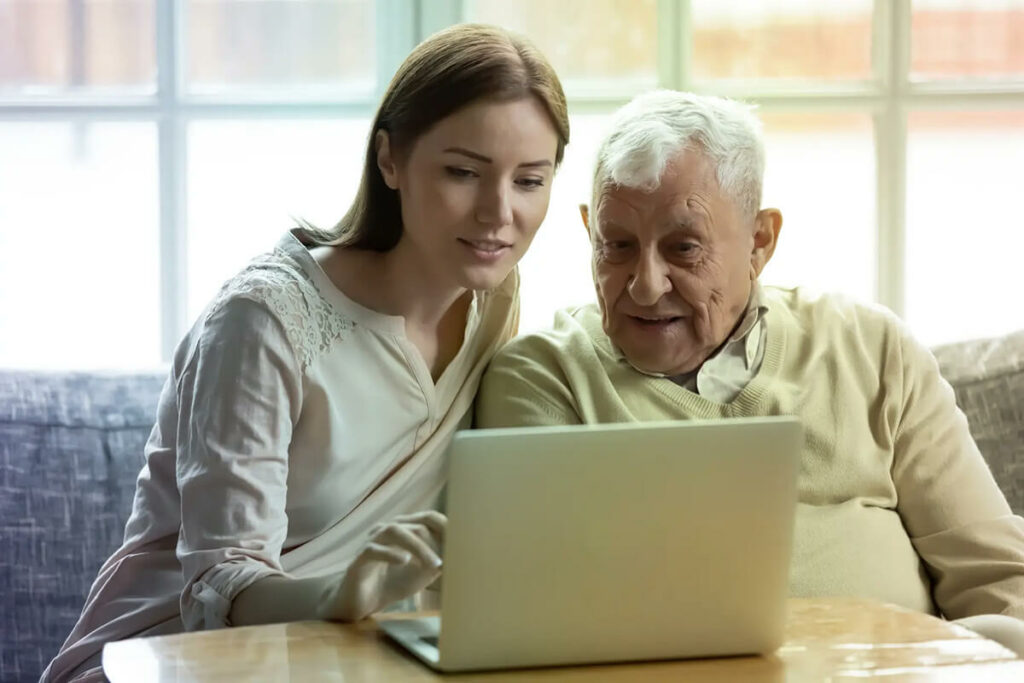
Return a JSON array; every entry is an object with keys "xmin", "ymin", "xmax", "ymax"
[{"xmin": 378, "ymin": 96, "xmax": 560, "ymax": 291}]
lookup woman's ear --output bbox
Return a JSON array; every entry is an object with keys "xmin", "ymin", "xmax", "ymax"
[
  {"xmin": 750, "ymin": 208, "xmax": 782, "ymax": 280},
  {"xmin": 376, "ymin": 130, "xmax": 400, "ymax": 190}
]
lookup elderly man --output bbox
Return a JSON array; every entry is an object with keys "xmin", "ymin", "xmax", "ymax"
[{"xmin": 475, "ymin": 90, "xmax": 1024, "ymax": 653}]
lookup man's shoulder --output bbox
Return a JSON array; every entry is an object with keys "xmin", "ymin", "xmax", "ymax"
[
  {"xmin": 478, "ymin": 304, "xmax": 607, "ymax": 427},
  {"xmin": 764, "ymin": 285, "xmax": 902, "ymax": 331},
  {"xmin": 496, "ymin": 303, "xmax": 608, "ymax": 366}
]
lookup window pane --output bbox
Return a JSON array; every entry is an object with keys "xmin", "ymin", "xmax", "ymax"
[
  {"xmin": 465, "ymin": 0, "xmax": 658, "ymax": 95},
  {"xmin": 906, "ymin": 111, "xmax": 1024, "ymax": 345},
  {"xmin": 186, "ymin": 119, "xmax": 369, "ymax": 321},
  {"xmin": 518, "ymin": 114, "xmax": 607, "ymax": 333},
  {"xmin": 185, "ymin": 0, "xmax": 375, "ymax": 95},
  {"xmin": 0, "ymin": 0, "xmax": 155, "ymax": 92},
  {"xmin": 0, "ymin": 122, "xmax": 160, "ymax": 369},
  {"xmin": 759, "ymin": 113, "xmax": 876, "ymax": 302},
  {"xmin": 911, "ymin": 0, "xmax": 1024, "ymax": 80},
  {"xmin": 690, "ymin": 0, "xmax": 873, "ymax": 82}
]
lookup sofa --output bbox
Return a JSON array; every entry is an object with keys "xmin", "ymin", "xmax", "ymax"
[{"xmin": 2, "ymin": 330, "xmax": 1023, "ymax": 683}]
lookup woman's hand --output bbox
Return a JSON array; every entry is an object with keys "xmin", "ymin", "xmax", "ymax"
[{"xmin": 326, "ymin": 510, "xmax": 447, "ymax": 621}]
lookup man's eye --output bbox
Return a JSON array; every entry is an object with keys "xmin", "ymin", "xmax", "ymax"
[
  {"xmin": 599, "ymin": 241, "xmax": 634, "ymax": 262},
  {"xmin": 671, "ymin": 242, "xmax": 699, "ymax": 256}
]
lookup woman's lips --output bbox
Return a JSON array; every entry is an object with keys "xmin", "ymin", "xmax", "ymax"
[{"xmin": 458, "ymin": 237, "xmax": 512, "ymax": 262}]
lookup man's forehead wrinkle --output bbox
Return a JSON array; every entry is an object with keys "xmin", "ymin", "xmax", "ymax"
[
  {"xmin": 596, "ymin": 191, "xmax": 644, "ymax": 228},
  {"xmin": 685, "ymin": 194, "xmax": 714, "ymax": 219}
]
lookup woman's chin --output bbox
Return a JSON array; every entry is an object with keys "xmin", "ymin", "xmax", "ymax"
[{"xmin": 457, "ymin": 263, "xmax": 515, "ymax": 292}]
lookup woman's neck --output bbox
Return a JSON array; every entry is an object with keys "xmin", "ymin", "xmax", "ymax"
[{"xmin": 315, "ymin": 241, "xmax": 468, "ymax": 331}]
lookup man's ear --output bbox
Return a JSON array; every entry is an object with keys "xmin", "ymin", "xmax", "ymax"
[
  {"xmin": 376, "ymin": 129, "xmax": 400, "ymax": 190},
  {"xmin": 750, "ymin": 208, "xmax": 782, "ymax": 279},
  {"xmin": 578, "ymin": 203, "xmax": 590, "ymax": 237}
]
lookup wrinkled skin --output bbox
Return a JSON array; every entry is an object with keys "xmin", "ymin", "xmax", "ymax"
[{"xmin": 588, "ymin": 148, "xmax": 782, "ymax": 376}]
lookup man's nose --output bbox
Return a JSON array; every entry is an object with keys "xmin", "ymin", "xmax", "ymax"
[
  {"xmin": 475, "ymin": 182, "xmax": 513, "ymax": 227},
  {"xmin": 627, "ymin": 249, "xmax": 671, "ymax": 306}
]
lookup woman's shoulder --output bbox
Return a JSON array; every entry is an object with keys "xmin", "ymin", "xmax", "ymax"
[{"xmin": 201, "ymin": 237, "xmax": 357, "ymax": 370}]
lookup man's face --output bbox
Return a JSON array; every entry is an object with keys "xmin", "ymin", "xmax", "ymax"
[{"xmin": 591, "ymin": 148, "xmax": 760, "ymax": 376}]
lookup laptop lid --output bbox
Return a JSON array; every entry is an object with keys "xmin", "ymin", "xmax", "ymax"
[{"xmin": 436, "ymin": 417, "xmax": 801, "ymax": 671}]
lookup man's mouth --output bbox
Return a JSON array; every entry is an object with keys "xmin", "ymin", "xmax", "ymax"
[
  {"xmin": 626, "ymin": 314, "xmax": 686, "ymax": 330},
  {"xmin": 629, "ymin": 314, "xmax": 683, "ymax": 323}
]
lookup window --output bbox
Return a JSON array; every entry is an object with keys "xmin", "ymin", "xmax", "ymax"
[{"xmin": 3, "ymin": 0, "xmax": 1023, "ymax": 368}]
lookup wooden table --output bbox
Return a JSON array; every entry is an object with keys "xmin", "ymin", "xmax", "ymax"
[{"xmin": 102, "ymin": 598, "xmax": 1024, "ymax": 681}]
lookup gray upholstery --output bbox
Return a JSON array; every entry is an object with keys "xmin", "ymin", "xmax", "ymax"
[
  {"xmin": 1, "ymin": 330, "xmax": 1022, "ymax": 682},
  {"xmin": 0, "ymin": 370, "xmax": 165, "ymax": 683},
  {"xmin": 933, "ymin": 330, "xmax": 1024, "ymax": 516}
]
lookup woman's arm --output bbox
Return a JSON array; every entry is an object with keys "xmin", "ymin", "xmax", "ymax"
[
  {"xmin": 231, "ymin": 511, "xmax": 446, "ymax": 624},
  {"xmin": 174, "ymin": 296, "xmax": 302, "ymax": 629},
  {"xmin": 175, "ymin": 296, "xmax": 447, "ymax": 626}
]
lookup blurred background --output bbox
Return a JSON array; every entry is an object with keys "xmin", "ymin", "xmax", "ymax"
[{"xmin": 1, "ymin": 0, "xmax": 1022, "ymax": 369}]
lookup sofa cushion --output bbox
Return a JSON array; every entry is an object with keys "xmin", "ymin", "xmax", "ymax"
[
  {"xmin": 933, "ymin": 330, "xmax": 1024, "ymax": 516},
  {"xmin": 0, "ymin": 370, "xmax": 165, "ymax": 683},
  {"xmin": 0, "ymin": 332, "xmax": 1021, "ymax": 681}
]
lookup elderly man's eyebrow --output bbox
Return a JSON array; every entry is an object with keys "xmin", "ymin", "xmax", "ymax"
[
  {"xmin": 443, "ymin": 147, "xmax": 552, "ymax": 168},
  {"xmin": 673, "ymin": 217, "xmax": 704, "ymax": 232}
]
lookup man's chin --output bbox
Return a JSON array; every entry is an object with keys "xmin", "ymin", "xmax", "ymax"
[
  {"xmin": 618, "ymin": 343, "xmax": 702, "ymax": 377},
  {"xmin": 619, "ymin": 350, "xmax": 673, "ymax": 376}
]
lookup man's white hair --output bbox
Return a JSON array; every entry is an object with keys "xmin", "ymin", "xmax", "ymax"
[{"xmin": 592, "ymin": 90, "xmax": 765, "ymax": 219}]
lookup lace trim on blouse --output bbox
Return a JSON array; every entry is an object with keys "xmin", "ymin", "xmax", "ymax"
[{"xmin": 206, "ymin": 246, "xmax": 356, "ymax": 371}]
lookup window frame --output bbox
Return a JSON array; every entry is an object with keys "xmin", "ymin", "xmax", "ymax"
[{"xmin": 2, "ymin": 0, "xmax": 1023, "ymax": 361}]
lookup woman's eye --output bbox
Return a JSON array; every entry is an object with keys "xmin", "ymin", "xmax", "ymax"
[
  {"xmin": 516, "ymin": 177, "xmax": 545, "ymax": 189},
  {"xmin": 445, "ymin": 166, "xmax": 477, "ymax": 178}
]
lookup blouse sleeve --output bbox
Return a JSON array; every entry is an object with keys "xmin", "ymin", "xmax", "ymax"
[
  {"xmin": 890, "ymin": 322, "xmax": 1024, "ymax": 620},
  {"xmin": 175, "ymin": 296, "xmax": 303, "ymax": 630}
]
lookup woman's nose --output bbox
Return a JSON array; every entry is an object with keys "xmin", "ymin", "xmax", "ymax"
[{"xmin": 475, "ymin": 183, "xmax": 513, "ymax": 227}]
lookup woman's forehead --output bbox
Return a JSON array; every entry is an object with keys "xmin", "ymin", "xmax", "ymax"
[{"xmin": 416, "ymin": 98, "xmax": 559, "ymax": 157}]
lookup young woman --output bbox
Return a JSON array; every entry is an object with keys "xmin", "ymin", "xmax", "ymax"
[{"xmin": 43, "ymin": 24, "xmax": 569, "ymax": 683}]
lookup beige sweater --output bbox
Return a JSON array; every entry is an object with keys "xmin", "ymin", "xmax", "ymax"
[{"xmin": 476, "ymin": 286, "xmax": 1024, "ymax": 620}]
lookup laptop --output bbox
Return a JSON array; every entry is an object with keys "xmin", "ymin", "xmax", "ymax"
[{"xmin": 377, "ymin": 416, "xmax": 801, "ymax": 672}]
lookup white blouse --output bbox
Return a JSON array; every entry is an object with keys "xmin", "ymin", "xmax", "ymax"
[{"xmin": 43, "ymin": 230, "xmax": 519, "ymax": 682}]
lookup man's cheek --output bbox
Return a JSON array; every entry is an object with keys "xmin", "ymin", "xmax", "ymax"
[{"xmin": 672, "ymin": 278, "xmax": 713, "ymax": 308}]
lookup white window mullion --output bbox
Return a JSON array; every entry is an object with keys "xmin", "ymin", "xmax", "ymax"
[
  {"xmin": 874, "ymin": 0, "xmax": 910, "ymax": 316},
  {"xmin": 157, "ymin": 0, "xmax": 186, "ymax": 360},
  {"xmin": 375, "ymin": 0, "xmax": 420, "ymax": 100},
  {"xmin": 657, "ymin": 0, "xmax": 685, "ymax": 91},
  {"xmin": 418, "ymin": 0, "xmax": 464, "ymax": 41}
]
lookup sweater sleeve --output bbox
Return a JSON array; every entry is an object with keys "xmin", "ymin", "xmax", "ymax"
[
  {"xmin": 475, "ymin": 336, "xmax": 582, "ymax": 428},
  {"xmin": 890, "ymin": 323, "xmax": 1024, "ymax": 620},
  {"xmin": 175, "ymin": 296, "xmax": 303, "ymax": 630}
]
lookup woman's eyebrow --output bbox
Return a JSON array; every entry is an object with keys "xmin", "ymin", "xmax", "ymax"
[
  {"xmin": 444, "ymin": 146, "xmax": 491, "ymax": 162},
  {"xmin": 443, "ymin": 147, "xmax": 552, "ymax": 168}
]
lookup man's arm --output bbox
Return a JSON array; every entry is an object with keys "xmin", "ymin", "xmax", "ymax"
[
  {"xmin": 475, "ymin": 335, "xmax": 582, "ymax": 428},
  {"xmin": 890, "ymin": 323, "xmax": 1024, "ymax": 621}
]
